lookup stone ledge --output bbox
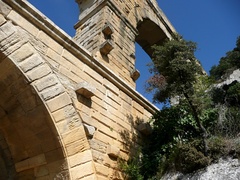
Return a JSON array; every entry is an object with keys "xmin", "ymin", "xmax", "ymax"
[
  {"xmin": 75, "ymin": 82, "xmax": 96, "ymax": 98},
  {"xmin": 100, "ymin": 40, "xmax": 114, "ymax": 55},
  {"xmin": 107, "ymin": 144, "xmax": 120, "ymax": 158}
]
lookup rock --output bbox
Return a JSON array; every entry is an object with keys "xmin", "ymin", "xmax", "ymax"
[{"xmin": 161, "ymin": 158, "xmax": 240, "ymax": 180}]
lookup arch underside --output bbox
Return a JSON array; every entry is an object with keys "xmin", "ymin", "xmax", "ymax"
[
  {"xmin": 136, "ymin": 18, "xmax": 168, "ymax": 57},
  {"xmin": 0, "ymin": 56, "xmax": 69, "ymax": 179}
]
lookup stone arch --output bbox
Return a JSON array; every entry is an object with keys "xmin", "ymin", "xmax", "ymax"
[
  {"xmin": 0, "ymin": 20, "xmax": 91, "ymax": 178},
  {"xmin": 0, "ymin": 50, "xmax": 71, "ymax": 179},
  {"xmin": 135, "ymin": 17, "xmax": 171, "ymax": 58}
]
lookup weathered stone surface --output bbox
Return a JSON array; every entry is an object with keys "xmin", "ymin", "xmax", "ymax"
[
  {"xmin": 70, "ymin": 161, "xmax": 95, "ymax": 179},
  {"xmin": 107, "ymin": 144, "xmax": 120, "ymax": 158},
  {"xmin": 83, "ymin": 123, "xmax": 96, "ymax": 137},
  {"xmin": 68, "ymin": 150, "xmax": 92, "ymax": 168},
  {"xmin": 131, "ymin": 68, "xmax": 140, "ymax": 81},
  {"xmin": 0, "ymin": 1, "xmax": 11, "ymax": 16},
  {"xmin": 15, "ymin": 154, "xmax": 47, "ymax": 172},
  {"xmin": 52, "ymin": 105, "xmax": 76, "ymax": 122},
  {"xmin": 26, "ymin": 64, "xmax": 52, "ymax": 82},
  {"xmin": 19, "ymin": 54, "xmax": 44, "ymax": 72},
  {"xmin": 102, "ymin": 23, "xmax": 114, "ymax": 36},
  {"xmin": 0, "ymin": 21, "xmax": 16, "ymax": 41},
  {"xmin": 0, "ymin": 14, "xmax": 6, "ymax": 26},
  {"xmin": 34, "ymin": 165, "xmax": 49, "ymax": 177},
  {"xmin": 46, "ymin": 92, "xmax": 72, "ymax": 112},
  {"xmin": 75, "ymin": 82, "xmax": 96, "ymax": 98},
  {"xmin": 34, "ymin": 74, "xmax": 59, "ymax": 92},
  {"xmin": 9, "ymin": 43, "xmax": 35, "ymax": 62},
  {"xmin": 100, "ymin": 40, "xmax": 114, "ymax": 55},
  {"xmin": 0, "ymin": 0, "xmax": 173, "ymax": 179},
  {"xmin": 40, "ymin": 84, "xmax": 64, "ymax": 100},
  {"xmin": 7, "ymin": 10, "xmax": 39, "ymax": 36}
]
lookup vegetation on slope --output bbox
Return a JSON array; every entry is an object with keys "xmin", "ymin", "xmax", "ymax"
[{"xmin": 120, "ymin": 35, "xmax": 240, "ymax": 180}]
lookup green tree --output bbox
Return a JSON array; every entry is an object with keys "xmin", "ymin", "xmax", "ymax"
[
  {"xmin": 147, "ymin": 34, "xmax": 209, "ymax": 155},
  {"xmin": 210, "ymin": 36, "xmax": 240, "ymax": 81}
]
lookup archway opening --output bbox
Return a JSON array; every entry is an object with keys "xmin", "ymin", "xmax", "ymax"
[
  {"xmin": 0, "ymin": 56, "xmax": 68, "ymax": 179},
  {"xmin": 135, "ymin": 18, "xmax": 169, "ymax": 108},
  {"xmin": 136, "ymin": 18, "xmax": 167, "ymax": 58}
]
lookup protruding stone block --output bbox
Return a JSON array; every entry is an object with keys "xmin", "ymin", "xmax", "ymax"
[
  {"xmin": 100, "ymin": 40, "xmax": 114, "ymax": 55},
  {"xmin": 83, "ymin": 123, "xmax": 96, "ymax": 138},
  {"xmin": 102, "ymin": 23, "xmax": 114, "ymax": 36},
  {"xmin": 107, "ymin": 144, "xmax": 120, "ymax": 158},
  {"xmin": 75, "ymin": 82, "xmax": 96, "ymax": 98},
  {"xmin": 131, "ymin": 68, "xmax": 140, "ymax": 81},
  {"xmin": 137, "ymin": 123, "xmax": 152, "ymax": 135}
]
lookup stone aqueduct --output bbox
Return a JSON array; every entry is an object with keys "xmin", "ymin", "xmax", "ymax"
[{"xmin": 0, "ymin": 0, "xmax": 175, "ymax": 179}]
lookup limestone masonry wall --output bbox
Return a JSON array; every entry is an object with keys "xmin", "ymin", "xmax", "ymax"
[{"xmin": 0, "ymin": 0, "xmax": 174, "ymax": 179}]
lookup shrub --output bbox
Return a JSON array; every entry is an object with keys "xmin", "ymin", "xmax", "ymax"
[{"xmin": 172, "ymin": 143, "xmax": 210, "ymax": 173}]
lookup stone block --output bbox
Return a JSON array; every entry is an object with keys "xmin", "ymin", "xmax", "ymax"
[
  {"xmin": 0, "ymin": 14, "xmax": 6, "ymax": 26},
  {"xmin": 103, "ymin": 79, "xmax": 119, "ymax": 95},
  {"xmin": 61, "ymin": 126, "xmax": 87, "ymax": 146},
  {"xmin": 83, "ymin": 123, "xmax": 96, "ymax": 138},
  {"xmin": 96, "ymin": 175, "xmax": 109, "ymax": 180},
  {"xmin": 103, "ymin": 154, "xmax": 118, "ymax": 168},
  {"xmin": 89, "ymin": 139, "xmax": 107, "ymax": 153},
  {"xmin": 98, "ymin": 123, "xmax": 118, "ymax": 140},
  {"xmin": 95, "ymin": 163, "xmax": 109, "ymax": 177},
  {"xmin": 46, "ymin": 159, "xmax": 67, "ymax": 173},
  {"xmin": 65, "ymin": 139, "xmax": 90, "ymax": 156},
  {"xmin": 75, "ymin": 82, "xmax": 96, "ymax": 98},
  {"xmin": 107, "ymin": 144, "xmax": 120, "ymax": 158},
  {"xmin": 15, "ymin": 154, "xmax": 47, "ymax": 172},
  {"xmin": 70, "ymin": 161, "xmax": 95, "ymax": 179},
  {"xmin": 131, "ymin": 68, "xmax": 140, "ymax": 81},
  {"xmin": 19, "ymin": 54, "xmax": 44, "ymax": 72},
  {"xmin": 133, "ymin": 101, "xmax": 144, "ymax": 113},
  {"xmin": 40, "ymin": 84, "xmax": 64, "ymax": 101},
  {"xmin": 52, "ymin": 105, "xmax": 76, "ymax": 122},
  {"xmin": 102, "ymin": 23, "xmax": 114, "ymax": 36},
  {"xmin": 9, "ymin": 43, "xmax": 35, "ymax": 62},
  {"xmin": 94, "ymin": 131, "xmax": 114, "ymax": 145},
  {"xmin": 45, "ymin": 148, "xmax": 63, "ymax": 164},
  {"xmin": 34, "ymin": 165, "xmax": 49, "ymax": 177},
  {"xmin": 100, "ymin": 40, "xmax": 114, "ymax": 55},
  {"xmin": 7, "ymin": 10, "xmax": 39, "ymax": 36},
  {"xmin": 46, "ymin": 92, "xmax": 72, "ymax": 112},
  {"xmin": 68, "ymin": 150, "xmax": 92, "ymax": 168},
  {"xmin": 0, "ymin": 21, "xmax": 16, "ymax": 41},
  {"xmin": 137, "ymin": 122, "xmax": 152, "ymax": 135},
  {"xmin": 34, "ymin": 74, "xmax": 59, "ymax": 92},
  {"xmin": 83, "ymin": 65, "xmax": 104, "ymax": 84},
  {"xmin": 37, "ymin": 31, "xmax": 63, "ymax": 55},
  {"xmin": 0, "ymin": 1, "xmax": 11, "ymax": 15},
  {"xmin": 26, "ymin": 64, "xmax": 52, "ymax": 82},
  {"xmin": 62, "ymin": 49, "xmax": 84, "ymax": 69},
  {"xmin": 59, "ymin": 66, "xmax": 82, "ymax": 83}
]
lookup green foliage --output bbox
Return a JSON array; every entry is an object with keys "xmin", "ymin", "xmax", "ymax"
[
  {"xmin": 211, "ymin": 81, "xmax": 240, "ymax": 107},
  {"xmin": 122, "ymin": 35, "xmax": 240, "ymax": 179},
  {"xmin": 210, "ymin": 36, "xmax": 240, "ymax": 81},
  {"xmin": 207, "ymin": 136, "xmax": 240, "ymax": 161},
  {"xmin": 119, "ymin": 153, "xmax": 143, "ymax": 180},
  {"xmin": 210, "ymin": 82, "xmax": 240, "ymax": 137},
  {"xmin": 172, "ymin": 142, "xmax": 210, "ymax": 173},
  {"xmin": 147, "ymin": 34, "xmax": 202, "ymax": 104},
  {"xmin": 138, "ymin": 103, "xmax": 214, "ymax": 179}
]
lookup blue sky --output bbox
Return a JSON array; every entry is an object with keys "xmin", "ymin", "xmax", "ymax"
[{"xmin": 28, "ymin": 0, "xmax": 240, "ymax": 105}]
